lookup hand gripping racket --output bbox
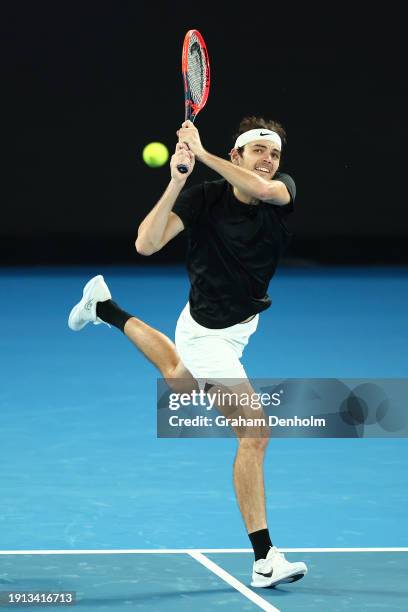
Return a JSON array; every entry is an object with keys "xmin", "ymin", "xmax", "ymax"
[{"xmin": 177, "ymin": 29, "xmax": 211, "ymax": 174}]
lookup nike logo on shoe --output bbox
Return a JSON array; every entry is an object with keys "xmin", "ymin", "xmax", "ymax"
[
  {"xmin": 255, "ymin": 570, "xmax": 273, "ymax": 577},
  {"xmin": 84, "ymin": 299, "xmax": 93, "ymax": 311}
]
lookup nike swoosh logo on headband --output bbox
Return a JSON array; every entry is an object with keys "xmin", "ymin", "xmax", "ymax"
[{"xmin": 260, "ymin": 132, "xmax": 272, "ymax": 136}]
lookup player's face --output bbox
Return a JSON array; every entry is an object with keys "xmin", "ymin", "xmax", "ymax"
[{"xmin": 234, "ymin": 141, "xmax": 281, "ymax": 179}]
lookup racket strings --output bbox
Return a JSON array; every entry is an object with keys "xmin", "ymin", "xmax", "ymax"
[{"xmin": 187, "ymin": 34, "xmax": 206, "ymax": 105}]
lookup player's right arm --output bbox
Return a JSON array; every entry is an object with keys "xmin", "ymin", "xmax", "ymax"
[{"xmin": 135, "ymin": 143, "xmax": 194, "ymax": 256}]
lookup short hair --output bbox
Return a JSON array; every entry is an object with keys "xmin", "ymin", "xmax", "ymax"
[{"xmin": 233, "ymin": 116, "xmax": 287, "ymax": 156}]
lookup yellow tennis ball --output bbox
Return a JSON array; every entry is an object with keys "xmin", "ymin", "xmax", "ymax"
[{"xmin": 142, "ymin": 142, "xmax": 169, "ymax": 168}]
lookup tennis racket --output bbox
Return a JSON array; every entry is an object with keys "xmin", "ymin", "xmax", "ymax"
[{"xmin": 177, "ymin": 29, "xmax": 211, "ymax": 174}]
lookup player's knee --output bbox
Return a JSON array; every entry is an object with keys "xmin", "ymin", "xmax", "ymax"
[
  {"xmin": 164, "ymin": 366, "xmax": 198, "ymax": 394},
  {"xmin": 239, "ymin": 436, "xmax": 269, "ymax": 453}
]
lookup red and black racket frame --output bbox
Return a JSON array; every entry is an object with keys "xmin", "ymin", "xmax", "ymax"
[{"xmin": 177, "ymin": 29, "xmax": 210, "ymax": 173}]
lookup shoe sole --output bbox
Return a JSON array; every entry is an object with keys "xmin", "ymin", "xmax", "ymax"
[
  {"xmin": 278, "ymin": 572, "xmax": 305, "ymax": 585},
  {"xmin": 251, "ymin": 569, "xmax": 307, "ymax": 589}
]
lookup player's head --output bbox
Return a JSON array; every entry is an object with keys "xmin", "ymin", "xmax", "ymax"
[{"xmin": 229, "ymin": 116, "xmax": 287, "ymax": 179}]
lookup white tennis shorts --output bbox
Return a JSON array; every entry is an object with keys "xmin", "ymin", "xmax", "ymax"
[{"xmin": 175, "ymin": 302, "xmax": 259, "ymax": 383}]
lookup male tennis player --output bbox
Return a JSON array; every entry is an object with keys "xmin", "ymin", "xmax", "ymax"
[{"xmin": 68, "ymin": 116, "xmax": 307, "ymax": 588}]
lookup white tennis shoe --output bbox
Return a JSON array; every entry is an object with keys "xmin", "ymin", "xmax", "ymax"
[
  {"xmin": 251, "ymin": 546, "xmax": 307, "ymax": 588},
  {"xmin": 68, "ymin": 274, "xmax": 111, "ymax": 331}
]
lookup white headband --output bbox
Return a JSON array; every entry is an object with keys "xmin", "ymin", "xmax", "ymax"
[{"xmin": 234, "ymin": 128, "xmax": 282, "ymax": 151}]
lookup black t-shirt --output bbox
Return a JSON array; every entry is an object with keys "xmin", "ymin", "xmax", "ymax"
[{"xmin": 172, "ymin": 173, "xmax": 296, "ymax": 328}]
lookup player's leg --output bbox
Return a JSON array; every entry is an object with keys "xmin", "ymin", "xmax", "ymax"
[
  {"xmin": 231, "ymin": 393, "xmax": 270, "ymax": 534},
  {"xmin": 234, "ymin": 437, "xmax": 269, "ymax": 532},
  {"xmin": 176, "ymin": 306, "xmax": 308, "ymax": 588},
  {"xmin": 174, "ymin": 309, "xmax": 271, "ymax": 541},
  {"xmin": 209, "ymin": 379, "xmax": 307, "ymax": 587},
  {"xmin": 122, "ymin": 315, "xmax": 196, "ymax": 389},
  {"xmin": 208, "ymin": 380, "xmax": 271, "ymax": 541},
  {"xmin": 67, "ymin": 274, "xmax": 196, "ymax": 391},
  {"xmin": 175, "ymin": 311, "xmax": 275, "ymax": 559}
]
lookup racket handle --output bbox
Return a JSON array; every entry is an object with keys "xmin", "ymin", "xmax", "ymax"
[{"xmin": 177, "ymin": 115, "xmax": 192, "ymax": 173}]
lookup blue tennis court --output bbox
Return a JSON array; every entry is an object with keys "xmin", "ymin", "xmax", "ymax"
[{"xmin": 1, "ymin": 265, "xmax": 407, "ymax": 610}]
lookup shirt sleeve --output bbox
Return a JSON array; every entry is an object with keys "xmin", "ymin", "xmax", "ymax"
[
  {"xmin": 172, "ymin": 183, "xmax": 205, "ymax": 229},
  {"xmin": 269, "ymin": 172, "xmax": 296, "ymax": 218}
]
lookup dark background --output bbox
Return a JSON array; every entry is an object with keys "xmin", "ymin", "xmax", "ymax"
[{"xmin": 3, "ymin": 1, "xmax": 407, "ymax": 264}]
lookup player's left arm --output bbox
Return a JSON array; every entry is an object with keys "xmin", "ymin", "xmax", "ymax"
[
  {"xmin": 260, "ymin": 181, "xmax": 292, "ymax": 206},
  {"xmin": 200, "ymin": 151, "xmax": 291, "ymax": 205},
  {"xmin": 177, "ymin": 121, "xmax": 290, "ymax": 205}
]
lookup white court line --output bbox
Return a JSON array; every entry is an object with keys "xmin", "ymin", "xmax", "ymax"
[
  {"xmin": 277, "ymin": 548, "xmax": 408, "ymax": 553},
  {"xmin": 189, "ymin": 551, "xmax": 279, "ymax": 612},
  {"xmin": 0, "ymin": 547, "xmax": 407, "ymax": 555},
  {"xmin": 0, "ymin": 549, "xmax": 191, "ymax": 555}
]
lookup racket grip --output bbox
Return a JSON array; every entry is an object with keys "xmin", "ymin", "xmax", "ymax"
[{"xmin": 177, "ymin": 163, "xmax": 189, "ymax": 174}]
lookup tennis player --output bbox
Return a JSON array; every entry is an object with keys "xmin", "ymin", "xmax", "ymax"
[{"xmin": 68, "ymin": 116, "xmax": 307, "ymax": 587}]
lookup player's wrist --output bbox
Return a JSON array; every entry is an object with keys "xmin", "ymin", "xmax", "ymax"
[
  {"xmin": 170, "ymin": 176, "xmax": 187, "ymax": 189},
  {"xmin": 197, "ymin": 148, "xmax": 209, "ymax": 162}
]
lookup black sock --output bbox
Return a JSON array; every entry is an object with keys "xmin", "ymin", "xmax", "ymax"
[
  {"xmin": 248, "ymin": 529, "xmax": 273, "ymax": 561},
  {"xmin": 96, "ymin": 299, "xmax": 133, "ymax": 333}
]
